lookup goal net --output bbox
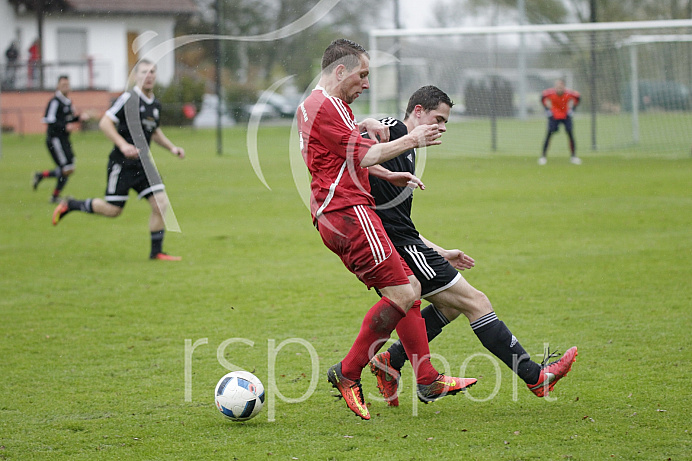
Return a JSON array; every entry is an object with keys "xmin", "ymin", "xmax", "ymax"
[{"xmin": 366, "ymin": 20, "xmax": 692, "ymax": 158}]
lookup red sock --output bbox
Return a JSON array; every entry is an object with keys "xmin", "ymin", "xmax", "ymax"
[
  {"xmin": 341, "ymin": 297, "xmax": 406, "ymax": 381},
  {"xmin": 396, "ymin": 300, "xmax": 439, "ymax": 384}
]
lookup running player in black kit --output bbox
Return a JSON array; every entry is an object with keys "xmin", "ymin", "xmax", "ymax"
[
  {"xmin": 367, "ymin": 86, "xmax": 577, "ymax": 405},
  {"xmin": 52, "ymin": 60, "xmax": 185, "ymax": 261},
  {"xmin": 33, "ymin": 75, "xmax": 88, "ymax": 202}
]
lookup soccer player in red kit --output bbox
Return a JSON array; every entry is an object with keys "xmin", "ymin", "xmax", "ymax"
[
  {"xmin": 540, "ymin": 79, "xmax": 581, "ymax": 165},
  {"xmin": 297, "ymin": 39, "xmax": 476, "ymax": 419}
]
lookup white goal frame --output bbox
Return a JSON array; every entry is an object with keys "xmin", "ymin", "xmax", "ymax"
[{"xmin": 617, "ymin": 34, "xmax": 692, "ymax": 143}]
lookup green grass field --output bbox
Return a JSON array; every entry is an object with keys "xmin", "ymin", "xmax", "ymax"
[{"xmin": 1, "ymin": 121, "xmax": 691, "ymax": 460}]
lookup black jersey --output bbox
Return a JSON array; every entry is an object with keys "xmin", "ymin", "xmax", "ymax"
[
  {"xmin": 105, "ymin": 86, "xmax": 161, "ymax": 165},
  {"xmin": 368, "ymin": 117, "xmax": 424, "ymax": 246},
  {"xmin": 43, "ymin": 91, "xmax": 78, "ymax": 138}
]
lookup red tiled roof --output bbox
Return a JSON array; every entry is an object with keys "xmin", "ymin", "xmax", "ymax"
[{"xmin": 64, "ymin": 0, "xmax": 197, "ymax": 14}]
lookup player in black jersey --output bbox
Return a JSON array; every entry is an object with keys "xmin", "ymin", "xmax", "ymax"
[
  {"xmin": 368, "ymin": 86, "xmax": 577, "ymax": 405},
  {"xmin": 51, "ymin": 60, "xmax": 185, "ymax": 261},
  {"xmin": 33, "ymin": 75, "xmax": 88, "ymax": 202}
]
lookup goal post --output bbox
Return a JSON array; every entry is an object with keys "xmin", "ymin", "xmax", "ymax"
[
  {"xmin": 367, "ymin": 19, "xmax": 692, "ymax": 158},
  {"xmin": 618, "ymin": 34, "xmax": 692, "ymax": 144}
]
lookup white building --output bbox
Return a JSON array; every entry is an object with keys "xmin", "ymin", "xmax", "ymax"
[{"xmin": 1, "ymin": 0, "xmax": 197, "ymax": 91}]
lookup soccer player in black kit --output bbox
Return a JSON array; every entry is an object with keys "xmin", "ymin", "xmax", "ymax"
[
  {"xmin": 33, "ymin": 75, "xmax": 87, "ymax": 202},
  {"xmin": 367, "ymin": 86, "xmax": 577, "ymax": 405},
  {"xmin": 52, "ymin": 60, "xmax": 185, "ymax": 261}
]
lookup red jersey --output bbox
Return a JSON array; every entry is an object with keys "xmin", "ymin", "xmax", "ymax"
[
  {"xmin": 297, "ymin": 86, "xmax": 377, "ymax": 222},
  {"xmin": 542, "ymin": 88, "xmax": 580, "ymax": 120}
]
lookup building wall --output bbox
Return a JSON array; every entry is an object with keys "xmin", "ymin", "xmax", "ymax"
[
  {"xmin": 1, "ymin": 2, "xmax": 177, "ymax": 92},
  {"xmin": 0, "ymin": 1, "xmax": 16, "ymax": 55},
  {"xmin": 2, "ymin": 89, "xmax": 119, "ymax": 134}
]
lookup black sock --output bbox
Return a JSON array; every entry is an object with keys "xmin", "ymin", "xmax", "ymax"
[
  {"xmin": 471, "ymin": 312, "xmax": 541, "ymax": 385},
  {"xmin": 421, "ymin": 303, "xmax": 449, "ymax": 342},
  {"xmin": 54, "ymin": 175, "xmax": 68, "ymax": 197},
  {"xmin": 387, "ymin": 303, "xmax": 449, "ymax": 371},
  {"xmin": 44, "ymin": 167, "xmax": 60, "ymax": 178},
  {"xmin": 151, "ymin": 230, "xmax": 164, "ymax": 257},
  {"xmin": 67, "ymin": 198, "xmax": 93, "ymax": 213}
]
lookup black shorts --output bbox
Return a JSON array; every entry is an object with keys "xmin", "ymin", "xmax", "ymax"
[
  {"xmin": 547, "ymin": 116, "xmax": 573, "ymax": 134},
  {"xmin": 104, "ymin": 159, "xmax": 164, "ymax": 208},
  {"xmin": 46, "ymin": 135, "xmax": 74, "ymax": 169},
  {"xmin": 397, "ymin": 243, "xmax": 461, "ymax": 298}
]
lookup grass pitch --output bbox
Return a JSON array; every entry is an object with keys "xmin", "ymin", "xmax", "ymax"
[{"xmin": 0, "ymin": 121, "xmax": 691, "ymax": 460}]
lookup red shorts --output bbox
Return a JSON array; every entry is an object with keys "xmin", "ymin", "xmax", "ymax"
[{"xmin": 317, "ymin": 205, "xmax": 412, "ymax": 289}]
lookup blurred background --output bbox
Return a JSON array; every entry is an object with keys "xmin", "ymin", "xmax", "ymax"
[{"xmin": 2, "ymin": 0, "xmax": 692, "ymax": 156}]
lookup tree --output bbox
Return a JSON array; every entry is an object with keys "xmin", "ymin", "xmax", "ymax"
[{"xmin": 178, "ymin": 0, "xmax": 386, "ymax": 101}]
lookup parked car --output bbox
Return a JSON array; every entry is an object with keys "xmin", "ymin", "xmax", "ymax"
[
  {"xmin": 622, "ymin": 80, "xmax": 691, "ymax": 111},
  {"xmin": 242, "ymin": 102, "xmax": 280, "ymax": 120},
  {"xmin": 265, "ymin": 93, "xmax": 299, "ymax": 118},
  {"xmin": 193, "ymin": 94, "xmax": 235, "ymax": 128}
]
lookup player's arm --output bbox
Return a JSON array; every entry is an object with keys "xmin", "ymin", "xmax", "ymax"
[
  {"xmin": 360, "ymin": 124, "xmax": 441, "ymax": 167},
  {"xmin": 359, "ymin": 118, "xmax": 389, "ymax": 142},
  {"xmin": 368, "ymin": 165, "xmax": 425, "ymax": 189},
  {"xmin": 420, "ymin": 234, "xmax": 475, "ymax": 271},
  {"xmin": 42, "ymin": 99, "xmax": 58, "ymax": 125},
  {"xmin": 71, "ymin": 106, "xmax": 90, "ymax": 123},
  {"xmin": 152, "ymin": 128, "xmax": 185, "ymax": 158},
  {"xmin": 66, "ymin": 112, "xmax": 79, "ymax": 124},
  {"xmin": 541, "ymin": 92, "xmax": 553, "ymax": 117},
  {"xmin": 98, "ymin": 114, "xmax": 139, "ymax": 159}
]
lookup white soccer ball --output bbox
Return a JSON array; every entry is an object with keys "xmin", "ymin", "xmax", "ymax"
[{"xmin": 214, "ymin": 371, "xmax": 265, "ymax": 422}]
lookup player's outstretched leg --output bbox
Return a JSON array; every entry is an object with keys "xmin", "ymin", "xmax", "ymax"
[
  {"xmin": 33, "ymin": 168, "xmax": 59, "ymax": 191},
  {"xmin": 32, "ymin": 171, "xmax": 43, "ymax": 190},
  {"xmin": 52, "ymin": 197, "xmax": 96, "ymax": 225},
  {"xmin": 51, "ymin": 197, "xmax": 71, "ymax": 225},
  {"xmin": 527, "ymin": 346, "xmax": 578, "ymax": 397},
  {"xmin": 327, "ymin": 362, "xmax": 370, "ymax": 420}
]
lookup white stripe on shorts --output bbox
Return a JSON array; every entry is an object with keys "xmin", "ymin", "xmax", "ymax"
[
  {"xmin": 104, "ymin": 195, "xmax": 129, "ymax": 202},
  {"xmin": 107, "ymin": 163, "xmax": 122, "ymax": 195},
  {"xmin": 422, "ymin": 272, "xmax": 461, "ymax": 298},
  {"xmin": 137, "ymin": 183, "xmax": 165, "ymax": 199},
  {"xmin": 354, "ymin": 205, "xmax": 387, "ymax": 265},
  {"xmin": 403, "ymin": 244, "xmax": 437, "ymax": 280}
]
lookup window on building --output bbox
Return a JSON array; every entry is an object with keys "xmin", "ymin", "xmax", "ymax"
[{"xmin": 57, "ymin": 29, "xmax": 87, "ymax": 63}]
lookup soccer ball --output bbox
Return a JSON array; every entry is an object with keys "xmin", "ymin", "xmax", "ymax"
[{"xmin": 214, "ymin": 371, "xmax": 265, "ymax": 422}]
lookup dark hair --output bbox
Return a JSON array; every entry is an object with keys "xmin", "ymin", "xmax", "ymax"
[
  {"xmin": 57, "ymin": 75, "xmax": 69, "ymax": 82},
  {"xmin": 404, "ymin": 85, "xmax": 454, "ymax": 119},
  {"xmin": 321, "ymin": 38, "xmax": 368, "ymax": 72}
]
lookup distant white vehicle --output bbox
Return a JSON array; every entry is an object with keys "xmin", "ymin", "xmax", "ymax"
[
  {"xmin": 243, "ymin": 102, "xmax": 280, "ymax": 120},
  {"xmin": 193, "ymin": 94, "xmax": 235, "ymax": 128}
]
